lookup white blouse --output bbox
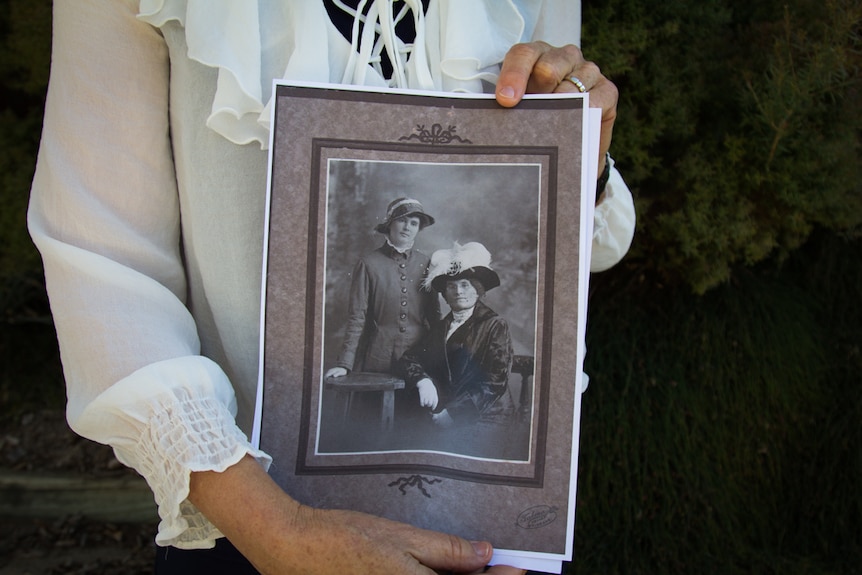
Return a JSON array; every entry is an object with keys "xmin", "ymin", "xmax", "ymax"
[{"xmin": 28, "ymin": 0, "xmax": 635, "ymax": 548}]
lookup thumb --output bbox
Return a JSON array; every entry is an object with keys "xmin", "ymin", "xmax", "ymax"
[{"xmin": 411, "ymin": 532, "xmax": 493, "ymax": 573}]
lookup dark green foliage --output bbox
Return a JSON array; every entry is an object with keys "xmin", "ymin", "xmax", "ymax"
[
  {"xmin": 584, "ymin": 0, "xmax": 862, "ymax": 292},
  {"xmin": 572, "ymin": 233, "xmax": 861, "ymax": 574}
]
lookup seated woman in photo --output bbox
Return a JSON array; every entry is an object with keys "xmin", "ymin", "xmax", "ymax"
[{"xmin": 399, "ymin": 242, "xmax": 518, "ymax": 458}]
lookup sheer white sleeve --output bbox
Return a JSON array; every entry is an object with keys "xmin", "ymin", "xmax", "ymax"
[
  {"xmin": 517, "ymin": 1, "xmax": 636, "ymax": 270},
  {"xmin": 28, "ymin": 0, "xmax": 269, "ymax": 549},
  {"xmin": 591, "ymin": 157, "xmax": 636, "ymax": 272}
]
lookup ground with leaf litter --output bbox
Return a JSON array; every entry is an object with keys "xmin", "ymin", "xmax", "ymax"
[{"xmin": 0, "ymin": 410, "xmax": 158, "ymax": 574}]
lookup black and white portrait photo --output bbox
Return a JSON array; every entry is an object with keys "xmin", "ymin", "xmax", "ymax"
[{"xmin": 317, "ymin": 158, "xmax": 541, "ymax": 462}]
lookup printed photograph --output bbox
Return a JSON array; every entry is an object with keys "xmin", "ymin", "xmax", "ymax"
[
  {"xmin": 257, "ymin": 84, "xmax": 589, "ymax": 560},
  {"xmin": 317, "ymin": 158, "xmax": 542, "ymax": 462}
]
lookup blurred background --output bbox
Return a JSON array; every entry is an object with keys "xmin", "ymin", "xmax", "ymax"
[{"xmin": 1, "ymin": 1, "xmax": 860, "ymax": 574}]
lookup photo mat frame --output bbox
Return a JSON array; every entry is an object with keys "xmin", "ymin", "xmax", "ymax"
[{"xmin": 255, "ymin": 83, "xmax": 593, "ymax": 568}]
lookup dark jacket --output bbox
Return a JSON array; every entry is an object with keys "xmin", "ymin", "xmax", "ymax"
[
  {"xmin": 399, "ymin": 300, "xmax": 515, "ymax": 424},
  {"xmin": 336, "ymin": 242, "xmax": 439, "ymax": 373}
]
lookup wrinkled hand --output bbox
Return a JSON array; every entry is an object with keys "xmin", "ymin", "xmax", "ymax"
[
  {"xmin": 290, "ymin": 506, "xmax": 526, "ymax": 575},
  {"xmin": 324, "ymin": 366, "xmax": 348, "ymax": 378},
  {"xmin": 496, "ymin": 41, "xmax": 618, "ymax": 175},
  {"xmin": 417, "ymin": 378, "xmax": 439, "ymax": 410},
  {"xmin": 287, "ymin": 505, "xmax": 492, "ymax": 574},
  {"xmin": 190, "ymin": 456, "xmax": 518, "ymax": 574}
]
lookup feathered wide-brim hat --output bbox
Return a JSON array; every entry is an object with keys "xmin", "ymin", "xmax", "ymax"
[
  {"xmin": 375, "ymin": 197, "xmax": 435, "ymax": 234},
  {"xmin": 423, "ymin": 241, "xmax": 501, "ymax": 293}
]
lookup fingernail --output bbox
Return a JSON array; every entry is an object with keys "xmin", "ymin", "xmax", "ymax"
[
  {"xmin": 497, "ymin": 85, "xmax": 515, "ymax": 99},
  {"xmin": 471, "ymin": 540, "xmax": 491, "ymax": 558}
]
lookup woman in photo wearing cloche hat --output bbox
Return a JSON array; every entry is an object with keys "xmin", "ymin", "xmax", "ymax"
[
  {"xmin": 325, "ymin": 197, "xmax": 440, "ymax": 379},
  {"xmin": 398, "ymin": 242, "xmax": 518, "ymax": 458}
]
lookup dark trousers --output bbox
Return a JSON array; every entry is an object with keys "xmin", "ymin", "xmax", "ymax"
[{"xmin": 155, "ymin": 538, "xmax": 258, "ymax": 574}]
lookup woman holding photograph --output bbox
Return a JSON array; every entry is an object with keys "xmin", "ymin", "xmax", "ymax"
[
  {"xmin": 29, "ymin": 0, "xmax": 635, "ymax": 573},
  {"xmin": 324, "ymin": 197, "xmax": 439, "ymax": 379}
]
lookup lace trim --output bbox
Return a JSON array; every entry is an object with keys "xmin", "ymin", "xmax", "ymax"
[
  {"xmin": 115, "ymin": 389, "xmax": 262, "ymax": 549},
  {"xmin": 69, "ymin": 356, "xmax": 272, "ymax": 549},
  {"xmin": 111, "ymin": 387, "xmax": 271, "ymax": 549}
]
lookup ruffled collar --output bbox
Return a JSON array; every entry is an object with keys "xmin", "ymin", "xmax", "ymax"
[
  {"xmin": 138, "ymin": 0, "xmax": 536, "ymax": 149},
  {"xmin": 384, "ymin": 238, "xmax": 414, "ymax": 254}
]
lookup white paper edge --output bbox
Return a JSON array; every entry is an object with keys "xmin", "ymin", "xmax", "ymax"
[{"xmin": 250, "ymin": 79, "xmax": 281, "ymax": 449}]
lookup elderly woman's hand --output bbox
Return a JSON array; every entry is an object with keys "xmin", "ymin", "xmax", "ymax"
[
  {"xmin": 495, "ymin": 41, "xmax": 618, "ymax": 176},
  {"xmin": 190, "ymin": 456, "xmax": 505, "ymax": 574}
]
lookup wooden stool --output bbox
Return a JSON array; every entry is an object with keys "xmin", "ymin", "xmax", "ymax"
[{"xmin": 323, "ymin": 372, "xmax": 406, "ymax": 432}]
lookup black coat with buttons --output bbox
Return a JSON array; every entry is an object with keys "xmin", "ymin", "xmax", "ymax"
[{"xmin": 336, "ymin": 242, "xmax": 439, "ymax": 373}]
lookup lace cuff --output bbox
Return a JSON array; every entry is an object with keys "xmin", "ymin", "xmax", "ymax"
[
  {"xmin": 131, "ymin": 389, "xmax": 271, "ymax": 548},
  {"xmin": 70, "ymin": 356, "xmax": 272, "ymax": 549}
]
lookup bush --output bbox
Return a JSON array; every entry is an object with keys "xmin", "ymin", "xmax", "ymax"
[{"xmin": 584, "ymin": 0, "xmax": 862, "ymax": 292}]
